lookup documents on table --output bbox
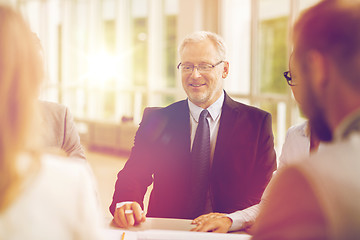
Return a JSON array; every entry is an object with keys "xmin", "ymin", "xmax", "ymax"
[
  {"xmin": 137, "ymin": 230, "xmax": 250, "ymax": 240},
  {"xmin": 103, "ymin": 229, "xmax": 251, "ymax": 240},
  {"xmin": 103, "ymin": 230, "xmax": 137, "ymax": 240}
]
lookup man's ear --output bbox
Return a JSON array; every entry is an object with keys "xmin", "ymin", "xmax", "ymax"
[
  {"xmin": 306, "ymin": 50, "xmax": 329, "ymax": 95},
  {"xmin": 222, "ymin": 61, "xmax": 229, "ymax": 79}
]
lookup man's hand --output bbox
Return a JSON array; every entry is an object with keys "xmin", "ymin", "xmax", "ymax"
[
  {"xmin": 191, "ymin": 212, "xmax": 232, "ymax": 233},
  {"xmin": 113, "ymin": 202, "xmax": 146, "ymax": 228}
]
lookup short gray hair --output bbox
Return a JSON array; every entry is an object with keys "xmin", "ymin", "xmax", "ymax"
[{"xmin": 178, "ymin": 31, "xmax": 227, "ymax": 61}]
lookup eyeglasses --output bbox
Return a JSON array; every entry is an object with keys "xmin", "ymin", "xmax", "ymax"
[
  {"xmin": 177, "ymin": 61, "xmax": 224, "ymax": 74},
  {"xmin": 283, "ymin": 71, "xmax": 296, "ymax": 86}
]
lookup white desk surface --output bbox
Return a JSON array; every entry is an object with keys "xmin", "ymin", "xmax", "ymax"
[{"xmin": 104, "ymin": 217, "xmax": 252, "ymax": 240}]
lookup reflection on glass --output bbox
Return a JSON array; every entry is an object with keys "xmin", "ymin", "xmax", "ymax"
[
  {"xmin": 132, "ymin": 16, "xmax": 148, "ymax": 87},
  {"xmin": 259, "ymin": 16, "xmax": 288, "ymax": 94},
  {"xmin": 132, "ymin": 0, "xmax": 148, "ymax": 88},
  {"xmin": 163, "ymin": 14, "xmax": 177, "ymax": 88},
  {"xmin": 258, "ymin": 0, "xmax": 289, "ymax": 94}
]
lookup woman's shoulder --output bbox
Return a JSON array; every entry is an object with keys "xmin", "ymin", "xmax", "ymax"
[
  {"xmin": 39, "ymin": 154, "xmax": 95, "ymax": 187},
  {"xmin": 287, "ymin": 121, "xmax": 308, "ymax": 138}
]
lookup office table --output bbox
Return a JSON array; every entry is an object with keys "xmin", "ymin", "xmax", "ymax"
[{"xmin": 104, "ymin": 217, "xmax": 252, "ymax": 240}]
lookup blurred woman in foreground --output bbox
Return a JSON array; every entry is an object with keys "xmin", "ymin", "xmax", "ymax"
[{"xmin": 0, "ymin": 5, "xmax": 103, "ymax": 240}]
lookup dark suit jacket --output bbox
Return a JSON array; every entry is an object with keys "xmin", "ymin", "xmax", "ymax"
[{"xmin": 110, "ymin": 92, "xmax": 276, "ymax": 219}]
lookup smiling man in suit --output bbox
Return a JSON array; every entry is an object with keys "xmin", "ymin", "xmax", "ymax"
[{"xmin": 110, "ymin": 31, "xmax": 277, "ymax": 228}]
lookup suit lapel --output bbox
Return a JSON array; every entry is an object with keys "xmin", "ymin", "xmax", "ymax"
[
  {"xmin": 213, "ymin": 93, "xmax": 239, "ymax": 161},
  {"xmin": 172, "ymin": 101, "xmax": 191, "ymax": 152},
  {"xmin": 160, "ymin": 100, "xmax": 191, "ymax": 158}
]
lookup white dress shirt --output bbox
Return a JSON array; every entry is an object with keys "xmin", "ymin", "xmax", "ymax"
[
  {"xmin": 188, "ymin": 92, "xmax": 224, "ymax": 214},
  {"xmin": 188, "ymin": 92, "xmax": 224, "ymax": 164}
]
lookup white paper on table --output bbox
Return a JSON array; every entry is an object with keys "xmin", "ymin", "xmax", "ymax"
[
  {"xmin": 137, "ymin": 229, "xmax": 251, "ymax": 240},
  {"xmin": 102, "ymin": 229, "xmax": 137, "ymax": 240}
]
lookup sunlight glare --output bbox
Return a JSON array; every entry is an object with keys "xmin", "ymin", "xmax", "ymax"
[{"xmin": 86, "ymin": 51, "xmax": 119, "ymax": 86}]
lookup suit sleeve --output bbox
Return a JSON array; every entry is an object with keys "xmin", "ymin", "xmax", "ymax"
[
  {"xmin": 109, "ymin": 110, "xmax": 161, "ymax": 215},
  {"xmin": 247, "ymin": 113, "xmax": 277, "ymax": 205}
]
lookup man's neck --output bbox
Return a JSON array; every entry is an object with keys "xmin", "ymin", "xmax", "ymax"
[{"xmin": 188, "ymin": 91, "xmax": 224, "ymax": 110}]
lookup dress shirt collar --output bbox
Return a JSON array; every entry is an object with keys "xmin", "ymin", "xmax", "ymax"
[
  {"xmin": 188, "ymin": 91, "xmax": 224, "ymax": 122},
  {"xmin": 334, "ymin": 108, "xmax": 360, "ymax": 140}
]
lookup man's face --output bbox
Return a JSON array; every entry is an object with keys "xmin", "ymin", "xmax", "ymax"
[
  {"xmin": 179, "ymin": 39, "xmax": 228, "ymax": 109},
  {"xmin": 293, "ymin": 49, "xmax": 333, "ymax": 142}
]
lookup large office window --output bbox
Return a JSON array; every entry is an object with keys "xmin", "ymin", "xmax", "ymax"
[
  {"xmin": 220, "ymin": 0, "xmax": 320, "ymax": 153},
  {"xmin": 255, "ymin": 0, "xmax": 291, "ymax": 150},
  {"xmin": 15, "ymin": 0, "xmax": 320, "ymax": 155}
]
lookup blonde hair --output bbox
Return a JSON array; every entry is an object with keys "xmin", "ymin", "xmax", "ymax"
[{"xmin": 0, "ymin": 5, "xmax": 43, "ymax": 211}]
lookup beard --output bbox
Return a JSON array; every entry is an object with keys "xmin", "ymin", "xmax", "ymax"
[
  {"xmin": 308, "ymin": 112, "xmax": 333, "ymax": 142},
  {"xmin": 304, "ymin": 83, "xmax": 333, "ymax": 142},
  {"xmin": 187, "ymin": 90, "xmax": 209, "ymax": 105}
]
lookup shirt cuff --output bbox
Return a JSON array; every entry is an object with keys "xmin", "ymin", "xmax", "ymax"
[{"xmin": 226, "ymin": 204, "xmax": 260, "ymax": 231}]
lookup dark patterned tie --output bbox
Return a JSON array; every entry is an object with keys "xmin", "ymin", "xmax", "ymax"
[{"xmin": 190, "ymin": 109, "xmax": 210, "ymax": 217}]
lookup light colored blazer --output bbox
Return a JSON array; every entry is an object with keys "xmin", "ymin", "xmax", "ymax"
[{"xmin": 40, "ymin": 101, "xmax": 86, "ymax": 160}]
